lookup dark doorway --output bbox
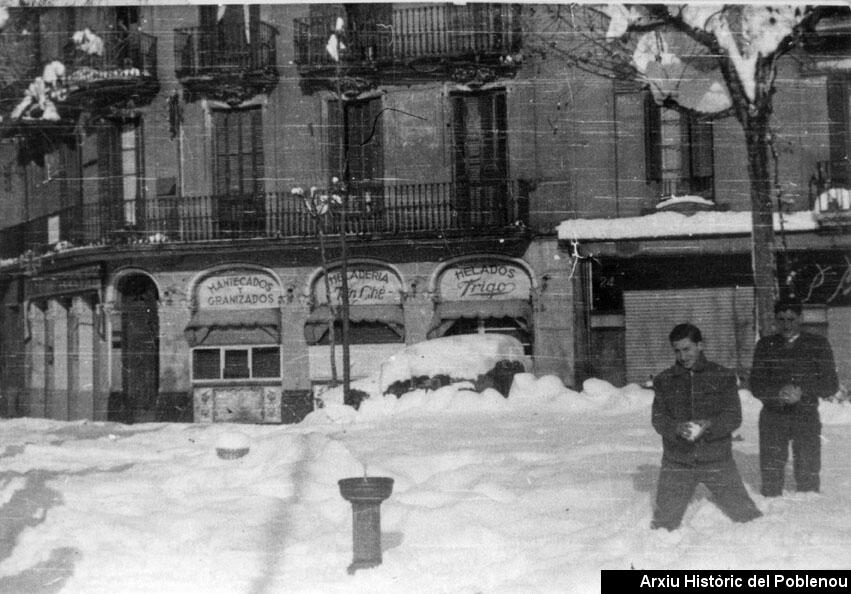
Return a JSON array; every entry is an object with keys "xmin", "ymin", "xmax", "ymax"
[{"xmin": 111, "ymin": 274, "xmax": 159, "ymax": 423}]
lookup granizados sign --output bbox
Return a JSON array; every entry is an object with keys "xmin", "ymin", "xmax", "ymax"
[
  {"xmin": 439, "ymin": 261, "xmax": 532, "ymax": 301},
  {"xmin": 198, "ymin": 271, "xmax": 283, "ymax": 309}
]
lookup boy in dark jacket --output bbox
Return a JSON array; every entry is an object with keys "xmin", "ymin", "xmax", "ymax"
[
  {"xmin": 651, "ymin": 323, "xmax": 762, "ymax": 531},
  {"xmin": 750, "ymin": 298, "xmax": 839, "ymax": 496}
]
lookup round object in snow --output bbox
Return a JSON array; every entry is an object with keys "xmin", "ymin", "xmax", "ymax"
[{"xmin": 215, "ymin": 431, "xmax": 250, "ymax": 460}]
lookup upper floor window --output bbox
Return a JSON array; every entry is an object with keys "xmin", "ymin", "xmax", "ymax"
[
  {"xmin": 327, "ymin": 97, "xmax": 384, "ymax": 211},
  {"xmin": 213, "ymin": 107, "xmax": 264, "ymax": 197},
  {"xmin": 644, "ymin": 94, "xmax": 714, "ymax": 199},
  {"xmin": 451, "ymin": 90, "xmax": 509, "ymax": 226},
  {"xmin": 97, "ymin": 118, "xmax": 142, "ymax": 227},
  {"xmin": 825, "ymin": 73, "xmax": 851, "ymax": 186}
]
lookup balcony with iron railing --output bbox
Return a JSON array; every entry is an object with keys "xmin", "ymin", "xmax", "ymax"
[
  {"xmin": 293, "ymin": 3, "xmax": 522, "ymax": 92},
  {"xmin": 1, "ymin": 30, "xmax": 158, "ymax": 137},
  {"xmin": 810, "ymin": 159, "xmax": 851, "ymax": 228},
  {"xmin": 62, "ymin": 30, "xmax": 158, "ymax": 97},
  {"xmin": 0, "ymin": 180, "xmax": 528, "ymax": 261},
  {"xmin": 174, "ymin": 21, "xmax": 278, "ymax": 104}
]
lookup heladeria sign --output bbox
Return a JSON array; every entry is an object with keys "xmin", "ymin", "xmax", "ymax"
[{"xmin": 314, "ymin": 264, "xmax": 403, "ymax": 306}]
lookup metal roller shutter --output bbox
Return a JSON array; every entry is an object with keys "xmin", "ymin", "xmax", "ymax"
[{"xmin": 624, "ymin": 287, "xmax": 755, "ymax": 385}]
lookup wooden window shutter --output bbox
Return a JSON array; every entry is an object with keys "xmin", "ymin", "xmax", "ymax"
[
  {"xmin": 688, "ymin": 115, "xmax": 714, "ymax": 179},
  {"xmin": 97, "ymin": 123, "xmax": 119, "ymax": 203},
  {"xmin": 212, "ymin": 109, "xmax": 228, "ymax": 195},
  {"xmin": 494, "ymin": 90, "xmax": 508, "ymax": 178},
  {"xmin": 251, "ymin": 107, "xmax": 264, "ymax": 195},
  {"xmin": 643, "ymin": 93, "xmax": 661, "ymax": 183},
  {"xmin": 827, "ymin": 74, "xmax": 849, "ymax": 165},
  {"xmin": 451, "ymin": 95, "xmax": 469, "ymax": 182},
  {"xmin": 366, "ymin": 97, "xmax": 383, "ymax": 180},
  {"xmin": 327, "ymin": 100, "xmax": 343, "ymax": 178}
]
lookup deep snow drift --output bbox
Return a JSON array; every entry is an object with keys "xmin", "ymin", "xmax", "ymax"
[{"xmin": 2, "ymin": 335, "xmax": 850, "ymax": 593}]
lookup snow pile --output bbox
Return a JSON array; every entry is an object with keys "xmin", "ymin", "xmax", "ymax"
[
  {"xmin": 10, "ymin": 61, "xmax": 67, "ymax": 121},
  {"xmin": 655, "ymin": 195, "xmax": 715, "ymax": 210},
  {"xmin": 71, "ymin": 28, "xmax": 104, "ymax": 56},
  {"xmin": 309, "ymin": 370, "xmax": 654, "ymax": 426},
  {"xmin": 1, "ymin": 375, "xmax": 851, "ymax": 592},
  {"xmin": 604, "ymin": 5, "xmax": 807, "ymax": 111},
  {"xmin": 557, "ymin": 210, "xmax": 818, "ymax": 240},
  {"xmin": 376, "ymin": 334, "xmax": 529, "ymax": 394}
]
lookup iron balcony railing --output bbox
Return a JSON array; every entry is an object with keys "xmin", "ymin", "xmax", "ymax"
[
  {"xmin": 294, "ymin": 4, "xmax": 521, "ymax": 69},
  {"xmin": 174, "ymin": 21, "xmax": 278, "ymax": 78},
  {"xmin": 63, "ymin": 30, "xmax": 158, "ymax": 79},
  {"xmin": 0, "ymin": 181, "xmax": 526, "ymax": 260}
]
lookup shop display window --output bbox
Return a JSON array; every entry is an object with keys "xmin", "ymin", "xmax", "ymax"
[{"xmin": 192, "ymin": 345, "xmax": 281, "ymax": 381}]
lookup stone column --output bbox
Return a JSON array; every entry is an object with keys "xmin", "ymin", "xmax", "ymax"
[
  {"xmin": 526, "ymin": 240, "xmax": 577, "ymax": 387},
  {"xmin": 402, "ymin": 275, "xmax": 433, "ymax": 345},
  {"xmin": 68, "ymin": 295, "xmax": 95, "ymax": 420},
  {"xmin": 45, "ymin": 299, "xmax": 69, "ymax": 420},
  {"xmin": 92, "ymin": 302, "xmax": 110, "ymax": 421},
  {"xmin": 25, "ymin": 301, "xmax": 47, "ymax": 418}
]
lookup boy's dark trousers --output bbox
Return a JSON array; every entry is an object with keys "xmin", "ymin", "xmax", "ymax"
[
  {"xmin": 759, "ymin": 408, "xmax": 821, "ymax": 496},
  {"xmin": 652, "ymin": 457, "xmax": 762, "ymax": 530}
]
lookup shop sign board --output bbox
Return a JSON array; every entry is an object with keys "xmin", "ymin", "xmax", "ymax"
[
  {"xmin": 438, "ymin": 260, "xmax": 532, "ymax": 301},
  {"xmin": 314, "ymin": 264, "xmax": 403, "ymax": 306},
  {"xmin": 198, "ymin": 270, "xmax": 283, "ymax": 310}
]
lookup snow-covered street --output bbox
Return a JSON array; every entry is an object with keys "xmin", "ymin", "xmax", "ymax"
[{"xmin": 2, "ymin": 375, "xmax": 850, "ymax": 594}]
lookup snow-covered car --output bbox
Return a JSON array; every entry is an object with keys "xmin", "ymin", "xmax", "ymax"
[
  {"xmin": 377, "ymin": 333, "xmax": 529, "ymax": 397},
  {"xmin": 316, "ymin": 334, "xmax": 530, "ymax": 408}
]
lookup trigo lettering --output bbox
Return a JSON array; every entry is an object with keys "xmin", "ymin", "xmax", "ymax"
[{"xmin": 457, "ymin": 275, "xmax": 516, "ymax": 299}]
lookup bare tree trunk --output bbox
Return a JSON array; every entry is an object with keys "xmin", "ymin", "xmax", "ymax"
[
  {"xmin": 317, "ymin": 221, "xmax": 338, "ymax": 385},
  {"xmin": 744, "ymin": 113, "xmax": 779, "ymax": 337}
]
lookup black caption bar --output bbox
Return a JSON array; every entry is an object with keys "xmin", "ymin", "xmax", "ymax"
[{"xmin": 602, "ymin": 570, "xmax": 850, "ymax": 593}]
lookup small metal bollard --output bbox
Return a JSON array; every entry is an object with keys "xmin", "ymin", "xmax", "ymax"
[{"xmin": 338, "ymin": 476, "xmax": 394, "ymax": 574}]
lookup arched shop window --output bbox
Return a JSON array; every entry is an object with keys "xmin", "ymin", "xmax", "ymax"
[
  {"xmin": 304, "ymin": 262, "xmax": 405, "ymax": 346},
  {"xmin": 429, "ymin": 257, "xmax": 534, "ymax": 355},
  {"xmin": 184, "ymin": 267, "xmax": 284, "ymax": 423}
]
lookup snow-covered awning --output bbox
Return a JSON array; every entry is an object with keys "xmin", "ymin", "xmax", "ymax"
[{"xmin": 557, "ymin": 210, "xmax": 818, "ymax": 241}]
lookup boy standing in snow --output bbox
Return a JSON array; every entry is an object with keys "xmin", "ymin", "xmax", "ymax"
[
  {"xmin": 749, "ymin": 298, "xmax": 839, "ymax": 497},
  {"xmin": 650, "ymin": 323, "xmax": 762, "ymax": 531}
]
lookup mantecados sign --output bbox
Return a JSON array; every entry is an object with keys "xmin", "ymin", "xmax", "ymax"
[
  {"xmin": 198, "ymin": 270, "xmax": 283, "ymax": 309},
  {"xmin": 438, "ymin": 260, "xmax": 532, "ymax": 301},
  {"xmin": 314, "ymin": 264, "xmax": 403, "ymax": 305}
]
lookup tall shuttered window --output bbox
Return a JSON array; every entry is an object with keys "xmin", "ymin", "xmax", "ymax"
[
  {"xmin": 212, "ymin": 107, "xmax": 265, "ymax": 235},
  {"xmin": 645, "ymin": 93, "xmax": 714, "ymax": 199},
  {"xmin": 451, "ymin": 90, "xmax": 509, "ymax": 226},
  {"xmin": 826, "ymin": 74, "xmax": 851, "ymax": 186},
  {"xmin": 97, "ymin": 119, "xmax": 142, "ymax": 230},
  {"xmin": 327, "ymin": 97, "xmax": 384, "ymax": 211}
]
